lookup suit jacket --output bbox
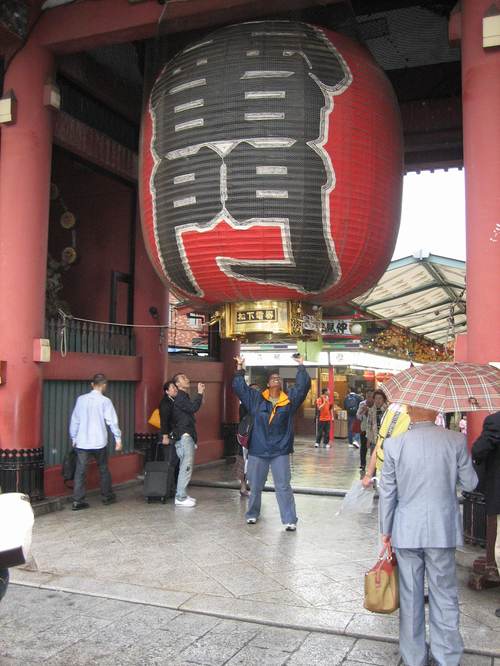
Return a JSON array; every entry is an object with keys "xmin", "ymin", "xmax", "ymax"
[
  {"xmin": 379, "ymin": 422, "xmax": 478, "ymax": 548},
  {"xmin": 472, "ymin": 411, "xmax": 500, "ymax": 515}
]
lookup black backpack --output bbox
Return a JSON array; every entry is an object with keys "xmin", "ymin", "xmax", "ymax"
[{"xmin": 344, "ymin": 394, "xmax": 360, "ymax": 417}]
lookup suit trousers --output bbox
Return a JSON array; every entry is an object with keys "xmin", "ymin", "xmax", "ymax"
[
  {"xmin": 395, "ymin": 547, "xmax": 463, "ymax": 666},
  {"xmin": 246, "ymin": 454, "xmax": 297, "ymax": 525}
]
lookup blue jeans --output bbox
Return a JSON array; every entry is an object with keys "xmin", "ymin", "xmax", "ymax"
[
  {"xmin": 347, "ymin": 415, "xmax": 358, "ymax": 444},
  {"xmin": 175, "ymin": 434, "xmax": 196, "ymax": 500},
  {"xmin": 246, "ymin": 454, "xmax": 297, "ymax": 525}
]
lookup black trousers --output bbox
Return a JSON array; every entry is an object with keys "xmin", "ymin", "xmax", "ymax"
[
  {"xmin": 360, "ymin": 432, "xmax": 368, "ymax": 469},
  {"xmin": 316, "ymin": 420, "xmax": 330, "ymax": 445},
  {"xmin": 73, "ymin": 447, "xmax": 113, "ymax": 502}
]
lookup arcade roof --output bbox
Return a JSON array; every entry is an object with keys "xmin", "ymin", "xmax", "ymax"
[{"xmin": 353, "ymin": 253, "xmax": 466, "ymax": 345}]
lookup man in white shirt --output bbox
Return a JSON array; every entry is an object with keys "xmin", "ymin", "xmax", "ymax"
[{"xmin": 69, "ymin": 373, "xmax": 123, "ymax": 511}]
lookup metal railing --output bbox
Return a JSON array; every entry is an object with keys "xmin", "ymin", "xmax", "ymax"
[{"xmin": 46, "ymin": 318, "xmax": 136, "ymax": 356}]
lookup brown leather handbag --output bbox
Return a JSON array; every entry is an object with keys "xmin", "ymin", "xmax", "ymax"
[{"xmin": 364, "ymin": 543, "xmax": 399, "ymax": 614}]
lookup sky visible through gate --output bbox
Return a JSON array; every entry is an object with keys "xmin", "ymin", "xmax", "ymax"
[{"xmin": 394, "ymin": 168, "xmax": 466, "ymax": 261}]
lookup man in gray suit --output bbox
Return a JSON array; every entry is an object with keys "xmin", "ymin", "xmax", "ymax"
[{"xmin": 379, "ymin": 406, "xmax": 478, "ymax": 666}]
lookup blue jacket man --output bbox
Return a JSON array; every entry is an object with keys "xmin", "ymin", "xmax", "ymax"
[{"xmin": 233, "ymin": 354, "xmax": 311, "ymax": 531}]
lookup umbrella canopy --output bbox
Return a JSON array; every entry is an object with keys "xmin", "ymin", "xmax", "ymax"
[{"xmin": 380, "ymin": 363, "xmax": 500, "ymax": 413}]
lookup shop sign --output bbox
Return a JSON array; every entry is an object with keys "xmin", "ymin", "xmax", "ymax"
[{"xmin": 323, "ymin": 319, "xmax": 359, "ymax": 338}]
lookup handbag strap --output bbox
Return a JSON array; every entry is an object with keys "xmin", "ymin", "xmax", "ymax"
[{"xmin": 374, "ymin": 542, "xmax": 393, "ymax": 585}]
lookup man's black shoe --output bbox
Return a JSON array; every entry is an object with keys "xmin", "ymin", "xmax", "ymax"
[
  {"xmin": 495, "ymin": 608, "xmax": 500, "ymax": 618},
  {"xmin": 72, "ymin": 501, "xmax": 89, "ymax": 511},
  {"xmin": 102, "ymin": 494, "xmax": 116, "ymax": 505}
]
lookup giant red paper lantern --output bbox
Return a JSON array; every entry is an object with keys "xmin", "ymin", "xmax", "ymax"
[{"xmin": 141, "ymin": 21, "xmax": 403, "ymax": 307}]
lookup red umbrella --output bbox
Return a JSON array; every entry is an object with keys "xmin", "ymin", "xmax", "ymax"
[{"xmin": 380, "ymin": 363, "xmax": 500, "ymax": 413}]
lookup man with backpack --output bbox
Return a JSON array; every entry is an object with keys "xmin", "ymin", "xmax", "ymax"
[{"xmin": 344, "ymin": 388, "xmax": 361, "ymax": 448}]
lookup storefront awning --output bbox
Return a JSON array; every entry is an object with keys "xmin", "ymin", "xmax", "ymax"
[{"xmin": 353, "ymin": 252, "xmax": 466, "ymax": 345}]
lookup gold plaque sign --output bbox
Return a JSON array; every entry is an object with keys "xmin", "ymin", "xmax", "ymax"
[{"xmin": 221, "ymin": 300, "xmax": 321, "ymax": 342}]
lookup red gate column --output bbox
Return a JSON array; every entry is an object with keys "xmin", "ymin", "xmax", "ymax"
[
  {"xmin": 221, "ymin": 338, "xmax": 241, "ymax": 456},
  {"xmin": 221, "ymin": 339, "xmax": 241, "ymax": 423},
  {"xmin": 133, "ymin": 216, "xmax": 169, "ymax": 435},
  {"xmin": 0, "ymin": 40, "xmax": 54, "ymax": 498},
  {"xmin": 460, "ymin": 0, "xmax": 500, "ymax": 443}
]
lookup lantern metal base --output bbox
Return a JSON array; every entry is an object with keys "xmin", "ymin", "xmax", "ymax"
[{"xmin": 219, "ymin": 300, "xmax": 322, "ymax": 342}]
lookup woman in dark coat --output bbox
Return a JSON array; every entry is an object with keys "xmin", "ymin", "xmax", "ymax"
[
  {"xmin": 471, "ymin": 410, "xmax": 500, "ymax": 601},
  {"xmin": 472, "ymin": 411, "xmax": 500, "ymax": 516}
]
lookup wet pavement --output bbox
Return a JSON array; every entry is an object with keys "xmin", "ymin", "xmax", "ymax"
[
  {"xmin": 8, "ymin": 474, "xmax": 500, "ymax": 663},
  {"xmin": 1, "ymin": 585, "xmax": 498, "ymax": 665},
  {"xmin": 192, "ymin": 437, "xmax": 362, "ymax": 491}
]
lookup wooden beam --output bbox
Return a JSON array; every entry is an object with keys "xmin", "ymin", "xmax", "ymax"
[
  {"xmin": 53, "ymin": 111, "xmax": 138, "ymax": 182},
  {"xmin": 36, "ymin": 0, "xmax": 344, "ymax": 55},
  {"xmin": 58, "ymin": 53, "xmax": 142, "ymax": 123}
]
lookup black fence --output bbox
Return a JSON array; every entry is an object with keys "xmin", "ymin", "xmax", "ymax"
[
  {"xmin": 462, "ymin": 491, "xmax": 487, "ymax": 547},
  {"xmin": 0, "ymin": 448, "xmax": 44, "ymax": 500},
  {"xmin": 46, "ymin": 318, "xmax": 136, "ymax": 356}
]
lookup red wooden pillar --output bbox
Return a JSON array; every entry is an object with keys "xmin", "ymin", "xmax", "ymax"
[
  {"xmin": 328, "ymin": 364, "xmax": 335, "ymax": 441},
  {"xmin": 133, "ymin": 218, "xmax": 169, "ymax": 433},
  {"xmin": 0, "ymin": 40, "xmax": 54, "ymax": 495},
  {"xmin": 460, "ymin": 0, "xmax": 500, "ymax": 443},
  {"xmin": 221, "ymin": 338, "xmax": 241, "ymax": 424}
]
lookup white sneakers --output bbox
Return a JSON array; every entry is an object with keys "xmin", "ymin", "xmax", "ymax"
[
  {"xmin": 175, "ymin": 496, "xmax": 197, "ymax": 507},
  {"xmin": 246, "ymin": 517, "xmax": 296, "ymax": 531},
  {"xmin": 314, "ymin": 442, "xmax": 319, "ymax": 448}
]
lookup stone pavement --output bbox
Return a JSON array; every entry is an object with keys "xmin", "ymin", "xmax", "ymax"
[
  {"xmin": 192, "ymin": 438, "xmax": 362, "ymax": 491},
  {"xmin": 1, "ymin": 585, "xmax": 498, "ymax": 666},
  {"xmin": 9, "ymin": 478, "xmax": 500, "ymax": 662}
]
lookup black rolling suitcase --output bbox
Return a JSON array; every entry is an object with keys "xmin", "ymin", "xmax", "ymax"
[{"xmin": 144, "ymin": 440, "xmax": 176, "ymax": 504}]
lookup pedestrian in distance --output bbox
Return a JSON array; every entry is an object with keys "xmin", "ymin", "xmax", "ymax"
[
  {"xmin": 172, "ymin": 373, "xmax": 205, "ymax": 507},
  {"xmin": 69, "ymin": 373, "xmax": 122, "ymax": 511},
  {"xmin": 159, "ymin": 380, "xmax": 180, "ymax": 476},
  {"xmin": 344, "ymin": 387, "xmax": 362, "ymax": 448},
  {"xmin": 233, "ymin": 354, "xmax": 311, "ymax": 532},
  {"xmin": 356, "ymin": 389, "xmax": 374, "ymax": 472},
  {"xmin": 236, "ymin": 383, "xmax": 260, "ymax": 497},
  {"xmin": 379, "ymin": 405, "xmax": 478, "ymax": 666},
  {"xmin": 366, "ymin": 389, "xmax": 388, "ymax": 457},
  {"xmin": 314, "ymin": 388, "xmax": 332, "ymax": 449}
]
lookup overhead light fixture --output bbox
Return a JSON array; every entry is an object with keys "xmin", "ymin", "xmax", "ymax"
[
  {"xmin": 41, "ymin": 0, "xmax": 76, "ymax": 9},
  {"xmin": 43, "ymin": 79, "xmax": 61, "ymax": 110},
  {"xmin": 483, "ymin": 4, "xmax": 500, "ymax": 48}
]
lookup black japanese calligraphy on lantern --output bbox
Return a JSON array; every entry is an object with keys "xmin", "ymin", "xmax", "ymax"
[{"xmin": 149, "ymin": 21, "xmax": 352, "ymax": 297}]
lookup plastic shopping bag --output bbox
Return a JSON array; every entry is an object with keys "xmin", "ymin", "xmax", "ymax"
[{"xmin": 337, "ymin": 480, "xmax": 375, "ymax": 515}]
